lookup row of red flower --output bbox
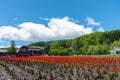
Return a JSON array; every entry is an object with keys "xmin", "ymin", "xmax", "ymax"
[{"xmin": 2, "ymin": 56, "xmax": 120, "ymax": 72}]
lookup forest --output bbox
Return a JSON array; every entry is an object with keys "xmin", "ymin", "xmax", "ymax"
[{"xmin": 29, "ymin": 30, "xmax": 120, "ymax": 55}]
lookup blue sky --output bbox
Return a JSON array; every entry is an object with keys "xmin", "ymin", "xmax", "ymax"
[{"xmin": 0, "ymin": 0, "xmax": 120, "ymax": 47}]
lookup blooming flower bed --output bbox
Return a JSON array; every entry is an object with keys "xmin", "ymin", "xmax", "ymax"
[{"xmin": 0, "ymin": 56, "xmax": 120, "ymax": 80}]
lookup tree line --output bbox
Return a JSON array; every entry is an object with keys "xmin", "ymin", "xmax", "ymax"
[{"xmin": 29, "ymin": 30, "xmax": 120, "ymax": 55}]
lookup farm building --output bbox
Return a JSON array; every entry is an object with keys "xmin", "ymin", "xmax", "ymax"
[
  {"xmin": 0, "ymin": 49, "xmax": 7, "ymax": 56},
  {"xmin": 111, "ymin": 47, "xmax": 120, "ymax": 55},
  {"xmin": 17, "ymin": 46, "xmax": 44, "ymax": 56}
]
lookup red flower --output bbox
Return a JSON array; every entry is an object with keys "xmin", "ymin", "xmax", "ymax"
[
  {"xmin": 111, "ymin": 67, "xmax": 116, "ymax": 72},
  {"xmin": 95, "ymin": 67, "xmax": 99, "ymax": 71}
]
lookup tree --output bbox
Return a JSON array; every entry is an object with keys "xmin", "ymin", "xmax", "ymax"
[
  {"xmin": 81, "ymin": 44, "xmax": 110, "ymax": 55},
  {"xmin": 44, "ymin": 43, "xmax": 50, "ymax": 54},
  {"xmin": 27, "ymin": 30, "xmax": 120, "ymax": 55},
  {"xmin": 71, "ymin": 38, "xmax": 80, "ymax": 52},
  {"xmin": 110, "ymin": 40, "xmax": 120, "ymax": 49},
  {"xmin": 50, "ymin": 41, "xmax": 61, "ymax": 49},
  {"xmin": 7, "ymin": 40, "xmax": 16, "ymax": 54},
  {"xmin": 48, "ymin": 47, "xmax": 71, "ymax": 56},
  {"xmin": 66, "ymin": 40, "xmax": 72, "ymax": 48},
  {"xmin": 28, "ymin": 41, "xmax": 47, "ymax": 47}
]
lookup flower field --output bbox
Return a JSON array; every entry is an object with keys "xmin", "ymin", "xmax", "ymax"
[{"xmin": 0, "ymin": 56, "xmax": 120, "ymax": 80}]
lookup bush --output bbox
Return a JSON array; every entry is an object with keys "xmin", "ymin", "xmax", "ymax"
[{"xmin": 48, "ymin": 47, "xmax": 72, "ymax": 56}]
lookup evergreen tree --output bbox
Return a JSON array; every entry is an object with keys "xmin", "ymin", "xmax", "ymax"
[
  {"xmin": 7, "ymin": 40, "xmax": 16, "ymax": 54},
  {"xmin": 44, "ymin": 43, "xmax": 50, "ymax": 54}
]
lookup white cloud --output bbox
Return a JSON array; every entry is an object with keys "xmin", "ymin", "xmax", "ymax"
[
  {"xmin": 98, "ymin": 27, "xmax": 104, "ymax": 32},
  {"xmin": 0, "ymin": 45, "xmax": 21, "ymax": 48},
  {"xmin": 0, "ymin": 16, "xmax": 94, "ymax": 41},
  {"xmin": 0, "ymin": 46, "xmax": 7, "ymax": 48},
  {"xmin": 86, "ymin": 17, "xmax": 101, "ymax": 26},
  {"xmin": 48, "ymin": 16, "xmax": 93, "ymax": 39}
]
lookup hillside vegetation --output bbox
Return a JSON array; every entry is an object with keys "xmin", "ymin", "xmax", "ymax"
[{"xmin": 29, "ymin": 30, "xmax": 120, "ymax": 55}]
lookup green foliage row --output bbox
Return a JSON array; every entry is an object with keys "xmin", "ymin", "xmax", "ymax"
[{"xmin": 29, "ymin": 30, "xmax": 120, "ymax": 55}]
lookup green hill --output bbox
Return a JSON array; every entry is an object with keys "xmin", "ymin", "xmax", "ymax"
[{"xmin": 28, "ymin": 30, "xmax": 120, "ymax": 55}]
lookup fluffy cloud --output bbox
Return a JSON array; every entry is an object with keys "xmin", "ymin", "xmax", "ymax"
[
  {"xmin": 86, "ymin": 17, "xmax": 101, "ymax": 26},
  {"xmin": 48, "ymin": 17, "xmax": 93, "ymax": 39},
  {"xmin": 0, "ymin": 16, "xmax": 94, "ymax": 41}
]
